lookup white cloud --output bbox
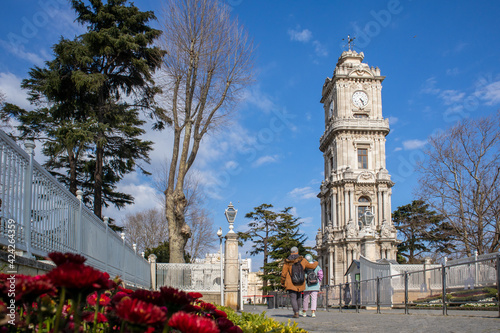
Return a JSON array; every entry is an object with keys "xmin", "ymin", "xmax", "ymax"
[
  {"xmin": 0, "ymin": 40, "xmax": 45, "ymax": 66},
  {"xmin": 388, "ymin": 116, "xmax": 398, "ymax": 125},
  {"xmin": 478, "ymin": 80, "xmax": 500, "ymax": 105},
  {"xmin": 252, "ymin": 154, "xmax": 279, "ymax": 167},
  {"xmin": 288, "ymin": 28, "xmax": 312, "ymax": 42},
  {"xmin": 393, "ymin": 147, "xmax": 402, "ymax": 152},
  {"xmin": 0, "ymin": 72, "xmax": 31, "ymax": 109},
  {"xmin": 439, "ymin": 90, "xmax": 465, "ymax": 105},
  {"xmin": 402, "ymin": 139, "xmax": 426, "ymax": 150},
  {"xmin": 289, "ymin": 186, "xmax": 317, "ymax": 200},
  {"xmin": 420, "ymin": 77, "xmax": 440, "ymax": 95},
  {"xmin": 446, "ymin": 68, "xmax": 460, "ymax": 76},
  {"xmin": 312, "ymin": 40, "xmax": 328, "ymax": 57}
]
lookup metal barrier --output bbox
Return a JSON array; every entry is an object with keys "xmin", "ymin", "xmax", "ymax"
[
  {"xmin": 0, "ymin": 130, "xmax": 150, "ymax": 288},
  {"xmin": 320, "ymin": 254, "xmax": 500, "ymax": 317}
]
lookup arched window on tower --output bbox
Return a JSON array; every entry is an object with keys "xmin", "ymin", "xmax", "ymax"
[{"xmin": 357, "ymin": 196, "xmax": 371, "ymax": 228}]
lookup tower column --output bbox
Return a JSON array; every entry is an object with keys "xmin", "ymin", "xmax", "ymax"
[
  {"xmin": 332, "ymin": 192, "xmax": 337, "ymax": 227},
  {"xmin": 329, "ymin": 248, "xmax": 334, "ymax": 285}
]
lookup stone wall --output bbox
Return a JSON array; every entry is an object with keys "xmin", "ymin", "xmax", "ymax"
[{"xmin": 0, "ymin": 251, "xmax": 55, "ymax": 276}]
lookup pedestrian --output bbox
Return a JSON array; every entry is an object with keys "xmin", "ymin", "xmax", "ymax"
[
  {"xmin": 301, "ymin": 254, "xmax": 323, "ymax": 318},
  {"xmin": 281, "ymin": 246, "xmax": 318, "ymax": 318}
]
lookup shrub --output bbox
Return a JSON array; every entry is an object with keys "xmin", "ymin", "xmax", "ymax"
[{"xmin": 218, "ymin": 306, "xmax": 307, "ymax": 333}]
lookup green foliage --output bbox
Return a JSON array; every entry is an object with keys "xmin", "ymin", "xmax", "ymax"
[
  {"xmin": 144, "ymin": 241, "xmax": 190, "ymax": 263},
  {"xmin": 1, "ymin": 0, "xmax": 164, "ymax": 218},
  {"xmin": 238, "ymin": 204, "xmax": 309, "ymax": 293},
  {"xmin": 218, "ymin": 306, "xmax": 307, "ymax": 333},
  {"xmin": 393, "ymin": 200, "xmax": 455, "ymax": 263}
]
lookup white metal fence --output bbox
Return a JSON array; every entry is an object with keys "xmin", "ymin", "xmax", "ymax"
[
  {"xmin": 156, "ymin": 263, "xmax": 222, "ymax": 292},
  {"xmin": 0, "ymin": 130, "xmax": 150, "ymax": 288}
]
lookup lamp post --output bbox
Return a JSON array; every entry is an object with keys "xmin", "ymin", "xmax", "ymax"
[
  {"xmin": 225, "ymin": 202, "xmax": 238, "ymax": 233},
  {"xmin": 224, "ymin": 202, "xmax": 239, "ymax": 310},
  {"xmin": 217, "ymin": 227, "xmax": 224, "ymax": 306}
]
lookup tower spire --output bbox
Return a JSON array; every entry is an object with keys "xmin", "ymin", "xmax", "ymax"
[{"xmin": 342, "ymin": 34, "xmax": 356, "ymax": 51}]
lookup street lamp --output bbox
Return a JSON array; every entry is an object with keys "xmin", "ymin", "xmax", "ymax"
[
  {"xmin": 217, "ymin": 227, "xmax": 224, "ymax": 306},
  {"xmin": 225, "ymin": 202, "xmax": 238, "ymax": 233}
]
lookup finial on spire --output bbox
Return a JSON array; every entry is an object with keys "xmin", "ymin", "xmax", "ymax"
[{"xmin": 342, "ymin": 35, "xmax": 356, "ymax": 51}]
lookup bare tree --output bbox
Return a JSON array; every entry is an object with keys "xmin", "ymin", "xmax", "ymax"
[
  {"xmin": 154, "ymin": 161, "xmax": 218, "ymax": 261},
  {"xmin": 124, "ymin": 208, "xmax": 168, "ymax": 253},
  {"xmin": 156, "ymin": 0, "xmax": 254, "ymax": 262},
  {"xmin": 417, "ymin": 112, "xmax": 500, "ymax": 256}
]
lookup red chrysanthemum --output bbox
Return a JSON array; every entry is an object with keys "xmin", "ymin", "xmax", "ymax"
[
  {"xmin": 129, "ymin": 289, "xmax": 163, "ymax": 306},
  {"xmin": 118, "ymin": 286, "xmax": 133, "ymax": 294},
  {"xmin": 86, "ymin": 291, "xmax": 111, "ymax": 307},
  {"xmin": 160, "ymin": 286, "xmax": 194, "ymax": 312},
  {"xmin": 114, "ymin": 297, "xmax": 167, "ymax": 325},
  {"xmin": 47, "ymin": 263, "xmax": 109, "ymax": 291},
  {"xmin": 11, "ymin": 274, "xmax": 56, "ymax": 302},
  {"xmin": 188, "ymin": 292, "xmax": 203, "ymax": 300},
  {"xmin": 48, "ymin": 252, "xmax": 86, "ymax": 266},
  {"xmin": 214, "ymin": 309, "xmax": 228, "ymax": 318},
  {"xmin": 168, "ymin": 311, "xmax": 220, "ymax": 333},
  {"xmin": 82, "ymin": 311, "xmax": 108, "ymax": 323},
  {"xmin": 183, "ymin": 304, "xmax": 202, "ymax": 314},
  {"xmin": 225, "ymin": 326, "xmax": 243, "ymax": 333}
]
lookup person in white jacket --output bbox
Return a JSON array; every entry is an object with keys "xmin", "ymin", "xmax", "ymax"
[{"xmin": 301, "ymin": 254, "xmax": 323, "ymax": 317}]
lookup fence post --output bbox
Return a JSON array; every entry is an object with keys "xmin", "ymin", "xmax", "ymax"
[
  {"xmin": 148, "ymin": 254, "xmax": 157, "ymax": 290},
  {"xmin": 441, "ymin": 264, "xmax": 447, "ymax": 316},
  {"xmin": 325, "ymin": 286, "xmax": 329, "ymax": 311},
  {"xmin": 355, "ymin": 281, "xmax": 360, "ymax": 313},
  {"xmin": 496, "ymin": 254, "xmax": 500, "ymax": 318},
  {"xmin": 22, "ymin": 141, "xmax": 35, "ymax": 257},
  {"xmin": 338, "ymin": 284, "xmax": 342, "ymax": 312},
  {"xmin": 474, "ymin": 250, "xmax": 478, "ymax": 287},
  {"xmin": 404, "ymin": 271, "xmax": 409, "ymax": 315},
  {"xmin": 103, "ymin": 216, "xmax": 109, "ymax": 273},
  {"xmin": 376, "ymin": 277, "xmax": 381, "ymax": 314},
  {"xmin": 76, "ymin": 190, "xmax": 83, "ymax": 254}
]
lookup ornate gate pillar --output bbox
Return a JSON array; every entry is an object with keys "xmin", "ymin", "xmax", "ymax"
[{"xmin": 224, "ymin": 232, "xmax": 239, "ymax": 310}]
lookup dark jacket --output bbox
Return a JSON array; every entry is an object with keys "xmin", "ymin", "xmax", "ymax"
[{"xmin": 280, "ymin": 254, "xmax": 318, "ymax": 292}]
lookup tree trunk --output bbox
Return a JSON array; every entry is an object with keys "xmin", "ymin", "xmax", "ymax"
[
  {"xmin": 94, "ymin": 141, "xmax": 103, "ymax": 218},
  {"xmin": 166, "ymin": 190, "xmax": 191, "ymax": 263}
]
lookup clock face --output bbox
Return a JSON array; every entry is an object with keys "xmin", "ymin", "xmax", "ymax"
[{"xmin": 352, "ymin": 91, "xmax": 368, "ymax": 108}]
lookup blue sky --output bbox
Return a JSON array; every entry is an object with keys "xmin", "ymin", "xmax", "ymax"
[{"xmin": 2, "ymin": 1, "xmax": 500, "ymax": 271}]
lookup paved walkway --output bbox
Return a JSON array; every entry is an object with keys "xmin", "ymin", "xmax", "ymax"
[{"xmin": 242, "ymin": 306, "xmax": 500, "ymax": 333}]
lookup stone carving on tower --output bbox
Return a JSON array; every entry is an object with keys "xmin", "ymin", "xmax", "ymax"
[{"xmin": 315, "ymin": 48, "xmax": 398, "ymax": 285}]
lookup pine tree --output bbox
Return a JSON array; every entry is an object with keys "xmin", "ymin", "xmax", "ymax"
[
  {"xmin": 265, "ymin": 207, "xmax": 309, "ymax": 292},
  {"xmin": 2, "ymin": 0, "xmax": 163, "ymax": 218},
  {"xmin": 393, "ymin": 200, "xmax": 455, "ymax": 263}
]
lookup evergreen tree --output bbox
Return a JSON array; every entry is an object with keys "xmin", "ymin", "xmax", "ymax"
[
  {"xmin": 393, "ymin": 200, "xmax": 455, "ymax": 263},
  {"xmin": 2, "ymin": 0, "xmax": 164, "ymax": 218},
  {"xmin": 265, "ymin": 207, "xmax": 308, "ymax": 292},
  {"xmin": 238, "ymin": 204, "xmax": 278, "ymax": 295},
  {"xmin": 239, "ymin": 204, "xmax": 309, "ymax": 294}
]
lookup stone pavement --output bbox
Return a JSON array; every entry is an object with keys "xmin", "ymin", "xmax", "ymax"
[{"xmin": 242, "ymin": 306, "xmax": 500, "ymax": 333}]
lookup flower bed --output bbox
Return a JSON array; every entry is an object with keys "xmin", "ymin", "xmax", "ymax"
[{"xmin": 0, "ymin": 252, "xmax": 242, "ymax": 332}]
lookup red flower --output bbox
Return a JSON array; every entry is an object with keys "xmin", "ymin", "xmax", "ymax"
[
  {"xmin": 160, "ymin": 286, "xmax": 194, "ymax": 312},
  {"xmin": 48, "ymin": 252, "xmax": 86, "ymax": 266},
  {"xmin": 82, "ymin": 311, "xmax": 108, "ymax": 323},
  {"xmin": 129, "ymin": 289, "xmax": 163, "ymax": 306},
  {"xmin": 114, "ymin": 297, "xmax": 167, "ymax": 325},
  {"xmin": 47, "ymin": 263, "xmax": 109, "ymax": 291},
  {"xmin": 168, "ymin": 311, "xmax": 220, "ymax": 333},
  {"xmin": 86, "ymin": 291, "xmax": 111, "ymax": 307},
  {"xmin": 225, "ymin": 326, "xmax": 243, "ymax": 333},
  {"xmin": 188, "ymin": 292, "xmax": 203, "ymax": 300},
  {"xmin": 214, "ymin": 309, "xmax": 228, "ymax": 318},
  {"xmin": 118, "ymin": 286, "xmax": 133, "ymax": 294},
  {"xmin": 11, "ymin": 275, "xmax": 56, "ymax": 302}
]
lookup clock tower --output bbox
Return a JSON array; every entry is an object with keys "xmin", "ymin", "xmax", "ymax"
[{"xmin": 316, "ymin": 50, "xmax": 398, "ymax": 285}]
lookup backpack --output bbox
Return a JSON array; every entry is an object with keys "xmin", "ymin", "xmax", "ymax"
[
  {"xmin": 290, "ymin": 261, "xmax": 305, "ymax": 285},
  {"xmin": 306, "ymin": 269, "xmax": 318, "ymax": 285}
]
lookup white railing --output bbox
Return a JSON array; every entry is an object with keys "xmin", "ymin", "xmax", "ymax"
[
  {"xmin": 0, "ymin": 130, "xmax": 150, "ymax": 288},
  {"xmin": 156, "ymin": 263, "xmax": 222, "ymax": 291}
]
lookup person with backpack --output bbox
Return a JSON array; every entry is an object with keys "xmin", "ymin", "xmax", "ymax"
[
  {"xmin": 280, "ymin": 247, "xmax": 318, "ymax": 318},
  {"xmin": 300, "ymin": 254, "xmax": 323, "ymax": 317}
]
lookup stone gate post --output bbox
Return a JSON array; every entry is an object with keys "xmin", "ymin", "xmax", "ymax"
[{"xmin": 224, "ymin": 231, "xmax": 239, "ymax": 310}]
